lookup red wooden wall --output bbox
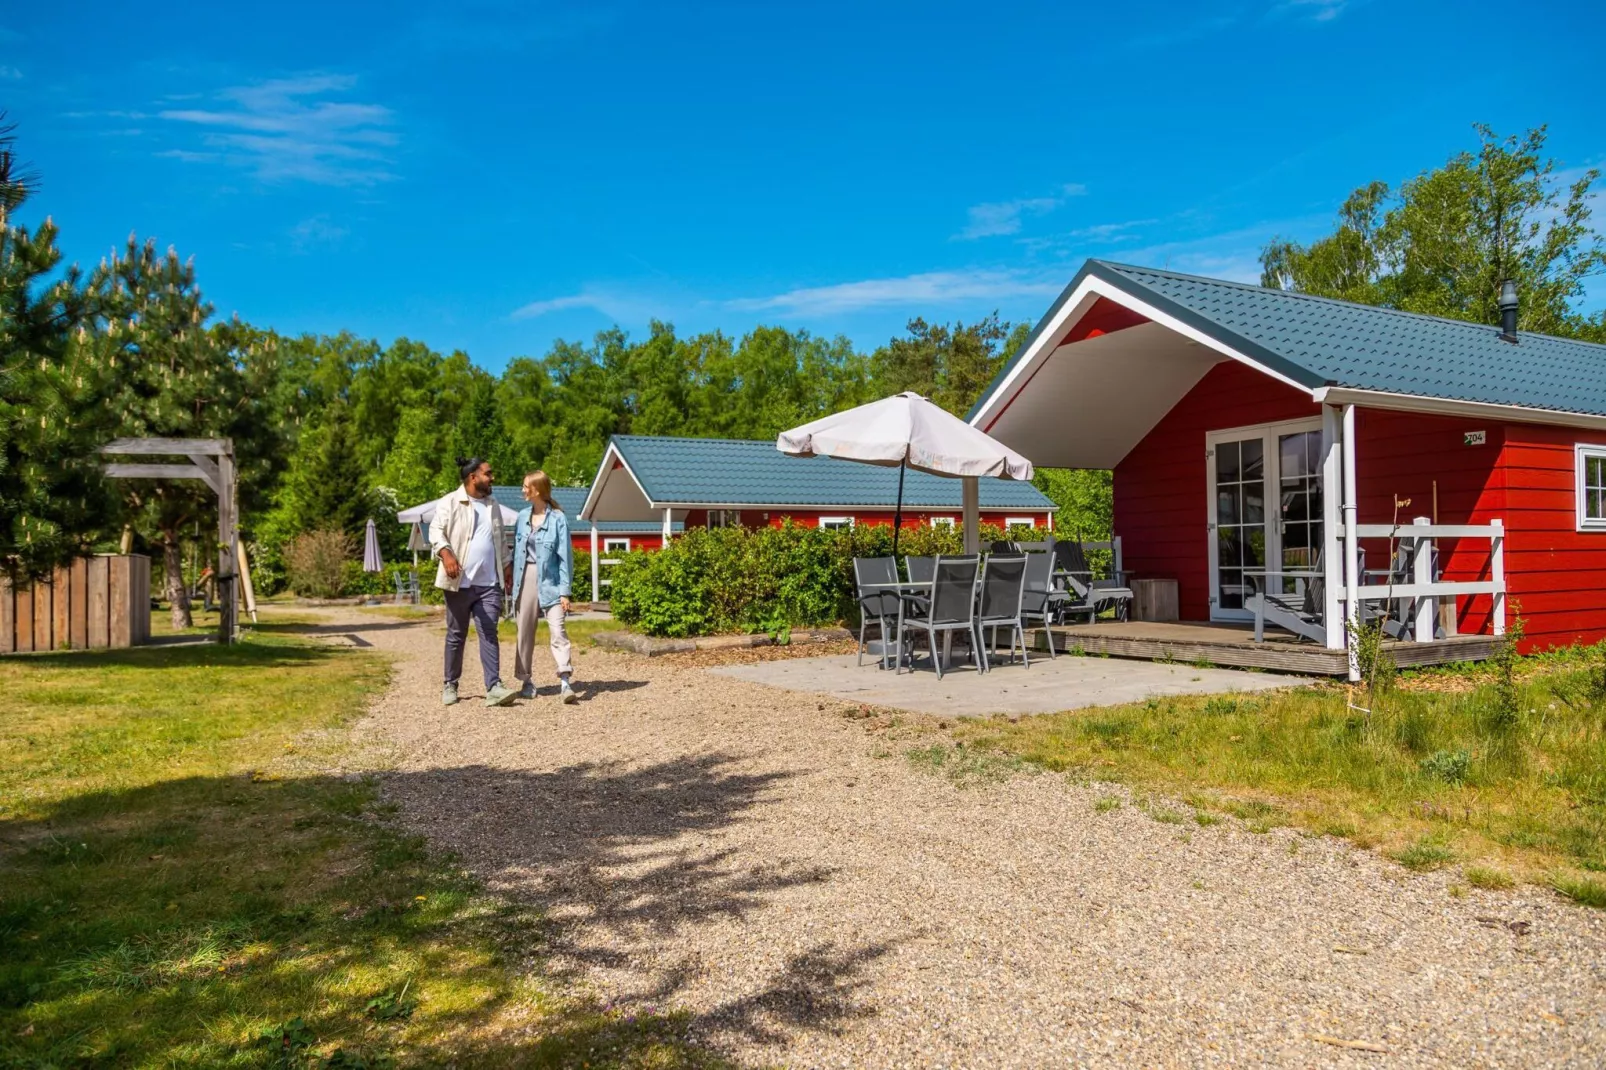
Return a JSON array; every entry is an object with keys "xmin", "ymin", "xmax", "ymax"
[
  {"xmin": 1113, "ymin": 362, "xmax": 1317, "ymax": 622},
  {"xmin": 1113, "ymin": 359, "xmax": 1606, "ymax": 651},
  {"xmin": 1498, "ymin": 424, "xmax": 1606, "ymax": 650},
  {"xmin": 571, "ymin": 531, "xmax": 666, "ymax": 553}
]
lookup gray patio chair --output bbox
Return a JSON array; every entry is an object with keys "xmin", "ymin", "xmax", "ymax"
[
  {"xmin": 1363, "ymin": 541, "xmax": 1445, "ymax": 641},
  {"xmin": 1020, "ymin": 551, "xmax": 1068, "ymax": 658},
  {"xmin": 853, "ymin": 556, "xmax": 901, "ymax": 668},
  {"xmin": 1051, "ymin": 540, "xmax": 1133, "ymax": 622},
  {"xmin": 990, "ymin": 539, "xmax": 1019, "ymax": 555},
  {"xmin": 905, "ymin": 555, "xmax": 935, "ymax": 585},
  {"xmin": 897, "ymin": 554, "xmax": 982, "ymax": 679},
  {"xmin": 976, "ymin": 554, "xmax": 1029, "ymax": 671},
  {"xmin": 392, "ymin": 569, "xmax": 421, "ymax": 605},
  {"xmin": 1248, "ymin": 562, "xmax": 1327, "ymax": 644}
]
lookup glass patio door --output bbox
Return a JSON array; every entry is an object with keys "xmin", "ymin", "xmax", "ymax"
[{"xmin": 1208, "ymin": 420, "xmax": 1323, "ymax": 621}]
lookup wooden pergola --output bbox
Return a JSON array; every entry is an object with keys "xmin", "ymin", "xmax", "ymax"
[{"xmin": 101, "ymin": 437, "xmax": 245, "ymax": 643}]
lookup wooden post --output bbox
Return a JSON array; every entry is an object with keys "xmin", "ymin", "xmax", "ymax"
[
  {"xmin": 33, "ymin": 579, "xmax": 51, "ymax": 651},
  {"xmin": 1342, "ymin": 404, "xmax": 1361, "ymax": 681},
  {"xmin": 69, "ymin": 558, "xmax": 89, "ymax": 650},
  {"xmin": 1412, "ymin": 516, "xmax": 1434, "ymax": 643},
  {"xmin": 0, "ymin": 573, "xmax": 13, "ymax": 654},
  {"xmin": 1490, "ymin": 518, "xmax": 1506, "ymax": 637},
  {"xmin": 236, "ymin": 539, "xmax": 258, "ymax": 623},
  {"xmin": 14, "ymin": 582, "xmax": 33, "ymax": 653},
  {"xmin": 217, "ymin": 448, "xmax": 237, "ymax": 644},
  {"xmin": 590, "ymin": 524, "xmax": 600, "ymax": 603},
  {"xmin": 1320, "ymin": 404, "xmax": 1345, "ymax": 649},
  {"xmin": 87, "ymin": 556, "xmax": 110, "ymax": 649},
  {"xmin": 52, "ymin": 566, "xmax": 71, "ymax": 650},
  {"xmin": 109, "ymin": 555, "xmax": 133, "ymax": 648},
  {"xmin": 961, "ymin": 476, "xmax": 980, "ymax": 555}
]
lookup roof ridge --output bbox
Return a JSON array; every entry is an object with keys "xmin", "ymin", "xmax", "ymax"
[
  {"xmin": 614, "ymin": 433, "xmax": 775, "ymax": 446},
  {"xmin": 1094, "ymin": 259, "xmax": 1606, "ymax": 351}
]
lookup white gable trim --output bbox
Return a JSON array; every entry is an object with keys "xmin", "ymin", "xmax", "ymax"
[
  {"xmin": 970, "ymin": 274, "xmax": 1319, "ymax": 433},
  {"xmin": 580, "ymin": 442, "xmax": 659, "ymax": 519}
]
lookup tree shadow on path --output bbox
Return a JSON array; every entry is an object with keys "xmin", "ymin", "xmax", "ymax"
[{"xmin": 383, "ymin": 754, "xmax": 902, "ymax": 1051}]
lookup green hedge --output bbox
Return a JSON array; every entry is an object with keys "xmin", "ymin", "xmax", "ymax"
[{"xmin": 608, "ymin": 520, "xmax": 1042, "ymax": 638}]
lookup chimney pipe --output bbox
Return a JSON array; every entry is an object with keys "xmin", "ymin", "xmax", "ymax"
[{"xmin": 1498, "ymin": 279, "xmax": 1519, "ymax": 343}]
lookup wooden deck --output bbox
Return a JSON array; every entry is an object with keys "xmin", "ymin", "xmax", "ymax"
[{"xmin": 1043, "ymin": 620, "xmax": 1499, "ymax": 675}]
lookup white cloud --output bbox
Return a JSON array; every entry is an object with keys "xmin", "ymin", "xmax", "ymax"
[
  {"xmin": 511, "ymin": 293, "xmax": 605, "ymax": 320},
  {"xmin": 726, "ymin": 269, "xmax": 1064, "ymax": 316},
  {"xmin": 158, "ymin": 74, "xmax": 396, "ymax": 186},
  {"xmin": 289, "ymin": 214, "xmax": 349, "ymax": 250},
  {"xmin": 1273, "ymin": 0, "xmax": 1358, "ymax": 22},
  {"xmin": 954, "ymin": 182, "xmax": 1088, "ymax": 241},
  {"xmin": 956, "ymin": 198, "xmax": 1059, "ymax": 240},
  {"xmin": 0, "ymin": 65, "xmax": 21, "ymax": 80}
]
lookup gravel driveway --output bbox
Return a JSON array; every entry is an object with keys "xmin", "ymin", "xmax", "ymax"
[{"xmin": 323, "ymin": 607, "xmax": 1605, "ymax": 1068}]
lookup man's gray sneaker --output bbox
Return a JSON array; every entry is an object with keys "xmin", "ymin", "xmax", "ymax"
[
  {"xmin": 485, "ymin": 683, "xmax": 517, "ymax": 707},
  {"xmin": 518, "ymin": 681, "xmax": 537, "ymax": 700},
  {"xmin": 559, "ymin": 680, "xmax": 578, "ymax": 704},
  {"xmin": 442, "ymin": 683, "xmax": 459, "ymax": 706}
]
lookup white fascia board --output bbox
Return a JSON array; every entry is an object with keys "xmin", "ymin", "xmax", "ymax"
[
  {"xmin": 649, "ymin": 501, "xmax": 1058, "ymax": 512},
  {"xmin": 579, "ymin": 443, "xmax": 660, "ymax": 519},
  {"xmin": 1314, "ymin": 387, "xmax": 1606, "ymax": 432},
  {"xmin": 970, "ymin": 274, "xmax": 1321, "ymax": 432}
]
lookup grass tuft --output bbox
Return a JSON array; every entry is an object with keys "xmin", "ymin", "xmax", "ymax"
[
  {"xmin": 1389, "ymin": 837, "xmax": 1458, "ymax": 871},
  {"xmin": 1464, "ymin": 865, "xmax": 1516, "ymax": 891},
  {"xmin": 1552, "ymin": 874, "xmax": 1606, "ymax": 909}
]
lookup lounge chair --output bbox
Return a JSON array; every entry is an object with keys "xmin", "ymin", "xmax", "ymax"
[{"xmin": 1051, "ymin": 541, "xmax": 1133, "ymax": 622}]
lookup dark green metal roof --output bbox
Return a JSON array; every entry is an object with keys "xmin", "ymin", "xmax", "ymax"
[
  {"xmin": 970, "ymin": 259, "xmax": 1606, "ymax": 420},
  {"xmin": 488, "ymin": 485, "xmax": 682, "ymax": 533},
  {"xmin": 610, "ymin": 435, "xmax": 1057, "ymax": 511}
]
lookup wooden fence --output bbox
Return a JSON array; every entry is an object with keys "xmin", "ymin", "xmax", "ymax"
[{"xmin": 0, "ymin": 555, "xmax": 152, "ymax": 654}]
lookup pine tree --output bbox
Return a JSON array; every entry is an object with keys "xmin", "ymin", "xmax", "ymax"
[
  {"xmin": 85, "ymin": 236, "xmax": 267, "ymax": 628},
  {"xmin": 0, "ymin": 119, "xmax": 103, "ymax": 582}
]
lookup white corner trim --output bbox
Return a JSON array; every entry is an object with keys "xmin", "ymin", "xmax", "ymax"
[{"xmin": 1577, "ymin": 443, "xmax": 1606, "ymax": 532}]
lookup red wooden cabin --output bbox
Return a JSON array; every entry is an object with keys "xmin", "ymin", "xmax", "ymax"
[{"xmin": 969, "ymin": 260, "xmax": 1606, "ymax": 671}]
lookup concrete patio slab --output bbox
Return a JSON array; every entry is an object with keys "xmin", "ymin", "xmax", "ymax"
[{"xmin": 710, "ymin": 651, "xmax": 1309, "ymax": 717}]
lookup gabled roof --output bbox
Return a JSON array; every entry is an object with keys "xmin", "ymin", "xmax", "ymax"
[
  {"xmin": 487, "ymin": 485, "xmax": 682, "ymax": 533},
  {"xmin": 599, "ymin": 435, "xmax": 1057, "ymax": 510},
  {"xmin": 971, "ymin": 259, "xmax": 1606, "ymax": 423}
]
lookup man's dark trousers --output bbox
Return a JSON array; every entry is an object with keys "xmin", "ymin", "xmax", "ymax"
[{"xmin": 444, "ymin": 584, "xmax": 503, "ymax": 690}]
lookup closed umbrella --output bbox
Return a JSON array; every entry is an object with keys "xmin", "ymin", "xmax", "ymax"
[
  {"xmin": 777, "ymin": 391, "xmax": 1033, "ymax": 556},
  {"xmin": 363, "ymin": 518, "xmax": 384, "ymax": 572}
]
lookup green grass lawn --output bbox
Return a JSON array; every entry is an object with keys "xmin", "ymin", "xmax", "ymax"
[
  {"xmin": 936, "ymin": 644, "xmax": 1606, "ymax": 906},
  {"xmin": 0, "ymin": 631, "xmax": 735, "ymax": 1068}
]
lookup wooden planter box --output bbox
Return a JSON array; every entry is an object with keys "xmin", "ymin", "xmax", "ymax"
[{"xmin": 0, "ymin": 555, "xmax": 151, "ymax": 654}]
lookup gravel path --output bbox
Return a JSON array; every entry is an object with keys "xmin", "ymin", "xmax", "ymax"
[{"xmin": 320, "ymin": 607, "xmax": 1605, "ymax": 1068}]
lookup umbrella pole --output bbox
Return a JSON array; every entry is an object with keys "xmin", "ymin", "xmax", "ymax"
[{"xmin": 892, "ymin": 459, "xmax": 906, "ymax": 559}]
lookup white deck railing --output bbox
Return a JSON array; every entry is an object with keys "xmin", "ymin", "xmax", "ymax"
[{"xmin": 1338, "ymin": 518, "xmax": 1506, "ymax": 640}]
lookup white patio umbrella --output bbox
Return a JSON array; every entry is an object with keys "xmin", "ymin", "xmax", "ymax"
[
  {"xmin": 777, "ymin": 391, "xmax": 1034, "ymax": 555},
  {"xmin": 362, "ymin": 518, "xmax": 384, "ymax": 572}
]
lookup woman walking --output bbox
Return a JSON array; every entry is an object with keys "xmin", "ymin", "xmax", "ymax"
[{"xmin": 511, "ymin": 470, "xmax": 577, "ymax": 703}]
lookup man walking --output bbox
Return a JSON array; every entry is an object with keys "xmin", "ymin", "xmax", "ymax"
[{"xmin": 430, "ymin": 457, "xmax": 516, "ymax": 707}]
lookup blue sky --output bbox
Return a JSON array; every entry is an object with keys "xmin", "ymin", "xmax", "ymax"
[{"xmin": 6, "ymin": 0, "xmax": 1604, "ymax": 370}]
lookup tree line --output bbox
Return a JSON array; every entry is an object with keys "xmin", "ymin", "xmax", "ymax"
[{"xmin": 2, "ymin": 119, "xmax": 1600, "ymax": 627}]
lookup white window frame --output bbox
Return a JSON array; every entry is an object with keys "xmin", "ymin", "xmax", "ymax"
[
  {"xmin": 602, "ymin": 537, "xmax": 631, "ymax": 553},
  {"xmin": 930, "ymin": 516, "xmax": 956, "ymax": 528},
  {"xmin": 1004, "ymin": 516, "xmax": 1036, "ymax": 529},
  {"xmin": 706, "ymin": 509, "xmax": 741, "ymax": 530},
  {"xmin": 818, "ymin": 516, "xmax": 855, "ymax": 530},
  {"xmin": 1205, "ymin": 416, "xmax": 1324, "ymax": 622},
  {"xmin": 1577, "ymin": 443, "xmax": 1606, "ymax": 532}
]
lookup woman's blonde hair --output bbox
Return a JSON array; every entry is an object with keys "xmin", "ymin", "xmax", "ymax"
[{"xmin": 521, "ymin": 470, "xmax": 559, "ymax": 509}]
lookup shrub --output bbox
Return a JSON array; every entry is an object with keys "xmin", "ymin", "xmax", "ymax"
[
  {"xmin": 284, "ymin": 529, "xmax": 354, "ymax": 599},
  {"xmin": 608, "ymin": 520, "xmax": 1029, "ymax": 637},
  {"xmin": 1419, "ymin": 748, "xmax": 1471, "ymax": 784}
]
